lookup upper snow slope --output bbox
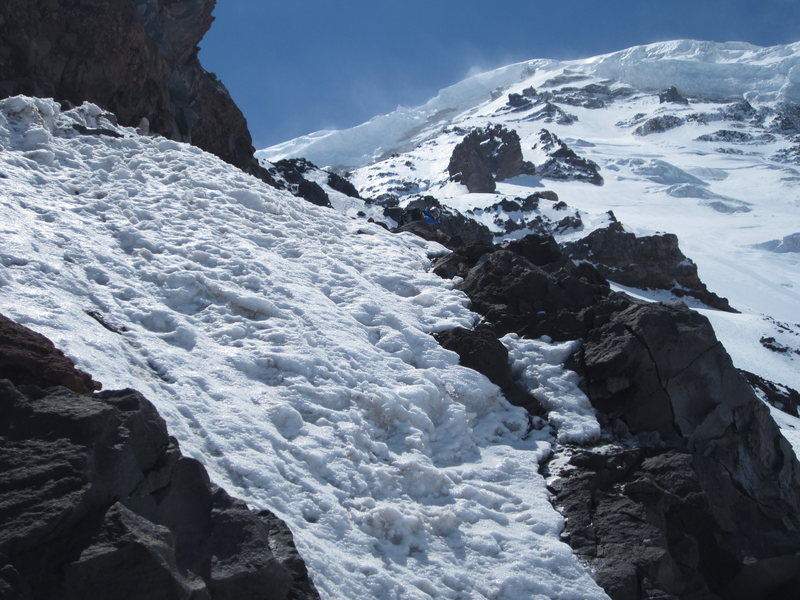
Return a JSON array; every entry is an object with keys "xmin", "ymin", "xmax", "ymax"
[
  {"xmin": 261, "ymin": 39, "xmax": 800, "ymax": 399},
  {"xmin": 259, "ymin": 39, "xmax": 800, "ymax": 169},
  {"xmin": 0, "ymin": 96, "xmax": 608, "ymax": 600}
]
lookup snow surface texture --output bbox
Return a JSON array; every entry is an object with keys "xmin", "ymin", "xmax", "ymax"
[
  {"xmin": 0, "ymin": 97, "xmax": 608, "ymax": 600},
  {"xmin": 261, "ymin": 39, "xmax": 800, "ymax": 403}
]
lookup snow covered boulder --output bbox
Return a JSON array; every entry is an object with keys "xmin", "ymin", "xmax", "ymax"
[{"xmin": 447, "ymin": 124, "xmax": 536, "ymax": 192}]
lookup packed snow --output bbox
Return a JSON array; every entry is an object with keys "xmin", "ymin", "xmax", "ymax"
[{"xmin": 0, "ymin": 96, "xmax": 608, "ymax": 600}]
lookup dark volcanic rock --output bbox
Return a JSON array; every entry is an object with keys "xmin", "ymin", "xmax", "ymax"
[
  {"xmin": 454, "ymin": 237, "xmax": 611, "ymax": 340},
  {"xmin": 658, "ymin": 86, "xmax": 689, "ymax": 105},
  {"xmin": 524, "ymin": 102, "xmax": 577, "ymax": 125},
  {"xmin": 550, "ymin": 447, "xmax": 735, "ymax": 600},
  {"xmin": 697, "ymin": 129, "xmax": 754, "ymax": 143},
  {"xmin": 435, "ymin": 326, "xmax": 544, "ymax": 416},
  {"xmin": 392, "ymin": 196, "xmax": 493, "ymax": 248},
  {"xmin": 0, "ymin": 313, "xmax": 100, "ymax": 393},
  {"xmin": 562, "ymin": 301, "xmax": 800, "ymax": 598},
  {"xmin": 506, "ymin": 92, "xmax": 532, "ymax": 109},
  {"xmin": 436, "ymin": 326, "xmax": 514, "ymax": 389},
  {"xmin": 396, "ymin": 220, "xmax": 453, "ymax": 247},
  {"xmin": 434, "ymin": 326, "xmax": 543, "ymax": 414},
  {"xmin": 634, "ymin": 115, "xmax": 685, "ymax": 136},
  {"xmin": 0, "ymin": 0, "xmax": 269, "ymax": 180},
  {"xmin": 270, "ymin": 158, "xmax": 332, "ymax": 207},
  {"xmin": 564, "ymin": 222, "xmax": 735, "ymax": 311},
  {"xmin": 327, "ymin": 171, "xmax": 361, "ymax": 198},
  {"xmin": 770, "ymin": 102, "xmax": 800, "ymax": 135},
  {"xmin": 741, "ymin": 369, "xmax": 800, "ymax": 417},
  {"xmin": 448, "ymin": 125, "xmax": 536, "ymax": 192},
  {"xmin": 0, "ymin": 316, "xmax": 319, "ymax": 600},
  {"xmin": 533, "ymin": 129, "xmax": 603, "ymax": 185},
  {"xmin": 432, "ymin": 232, "xmax": 800, "ymax": 600},
  {"xmin": 696, "ymin": 130, "xmax": 774, "ymax": 144}
]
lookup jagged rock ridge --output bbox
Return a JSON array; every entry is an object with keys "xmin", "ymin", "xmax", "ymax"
[{"xmin": 0, "ymin": 0, "xmax": 268, "ymax": 180}]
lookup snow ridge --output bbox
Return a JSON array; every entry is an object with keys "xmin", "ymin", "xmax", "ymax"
[{"xmin": 261, "ymin": 39, "xmax": 800, "ymax": 168}]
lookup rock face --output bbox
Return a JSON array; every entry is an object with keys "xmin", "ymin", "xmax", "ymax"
[
  {"xmin": 434, "ymin": 234, "xmax": 611, "ymax": 340},
  {"xmin": 533, "ymin": 129, "xmax": 603, "ymax": 185},
  {"xmin": 562, "ymin": 301, "xmax": 800, "ymax": 599},
  {"xmin": 386, "ymin": 195, "xmax": 493, "ymax": 248},
  {"xmin": 431, "ymin": 235, "xmax": 800, "ymax": 600},
  {"xmin": 448, "ymin": 125, "xmax": 535, "ymax": 192},
  {"xmin": 659, "ymin": 86, "xmax": 689, "ymax": 105},
  {"xmin": 268, "ymin": 158, "xmax": 333, "ymax": 207},
  {"xmin": 0, "ymin": 0, "xmax": 268, "ymax": 180},
  {"xmin": 564, "ymin": 222, "xmax": 735, "ymax": 311},
  {"xmin": 0, "ymin": 315, "xmax": 319, "ymax": 600},
  {"xmin": 755, "ymin": 232, "xmax": 800, "ymax": 253},
  {"xmin": 0, "ymin": 314, "xmax": 100, "ymax": 393},
  {"xmin": 634, "ymin": 115, "xmax": 685, "ymax": 136},
  {"xmin": 434, "ymin": 326, "xmax": 543, "ymax": 414}
]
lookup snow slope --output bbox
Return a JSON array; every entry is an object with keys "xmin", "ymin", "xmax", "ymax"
[
  {"xmin": 260, "ymin": 40, "xmax": 800, "ymax": 169},
  {"xmin": 0, "ymin": 96, "xmax": 608, "ymax": 600},
  {"xmin": 262, "ymin": 39, "xmax": 800, "ymax": 400}
]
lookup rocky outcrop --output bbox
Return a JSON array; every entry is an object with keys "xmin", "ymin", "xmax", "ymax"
[
  {"xmin": 561, "ymin": 301, "xmax": 800, "ymax": 599},
  {"xmin": 448, "ymin": 125, "xmax": 535, "ymax": 192},
  {"xmin": 742, "ymin": 370, "xmax": 800, "ymax": 417},
  {"xmin": 564, "ymin": 222, "xmax": 735, "ymax": 311},
  {"xmin": 434, "ymin": 326, "xmax": 543, "ymax": 414},
  {"xmin": 696, "ymin": 130, "xmax": 775, "ymax": 144},
  {"xmin": 0, "ymin": 314, "xmax": 100, "ymax": 393},
  {"xmin": 268, "ymin": 158, "xmax": 333, "ymax": 207},
  {"xmin": 769, "ymin": 103, "xmax": 800, "ymax": 135},
  {"xmin": 430, "ymin": 235, "xmax": 800, "ymax": 599},
  {"xmin": 755, "ymin": 232, "xmax": 800, "ymax": 253},
  {"xmin": 387, "ymin": 196, "xmax": 493, "ymax": 248},
  {"xmin": 434, "ymin": 234, "xmax": 611, "ymax": 340},
  {"xmin": 0, "ymin": 315, "xmax": 319, "ymax": 600},
  {"xmin": 658, "ymin": 86, "xmax": 689, "ymax": 105},
  {"xmin": 0, "ymin": 0, "xmax": 268, "ymax": 180},
  {"xmin": 533, "ymin": 129, "xmax": 603, "ymax": 185},
  {"xmin": 634, "ymin": 115, "xmax": 685, "ymax": 136},
  {"xmin": 525, "ymin": 102, "xmax": 577, "ymax": 125}
]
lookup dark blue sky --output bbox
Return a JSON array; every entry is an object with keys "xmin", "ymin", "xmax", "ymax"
[{"xmin": 199, "ymin": 0, "xmax": 800, "ymax": 148}]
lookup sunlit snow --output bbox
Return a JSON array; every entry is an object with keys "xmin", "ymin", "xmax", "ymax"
[{"xmin": 0, "ymin": 96, "xmax": 608, "ymax": 600}]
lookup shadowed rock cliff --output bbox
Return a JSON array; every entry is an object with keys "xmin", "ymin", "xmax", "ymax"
[{"xmin": 0, "ymin": 0, "xmax": 270, "ymax": 181}]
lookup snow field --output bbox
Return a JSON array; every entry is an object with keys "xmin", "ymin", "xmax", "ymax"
[
  {"xmin": 0, "ymin": 97, "xmax": 609, "ymax": 600},
  {"xmin": 263, "ymin": 40, "xmax": 800, "ymax": 461},
  {"xmin": 281, "ymin": 42, "xmax": 799, "ymax": 399}
]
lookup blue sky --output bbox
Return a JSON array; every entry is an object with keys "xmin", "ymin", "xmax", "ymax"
[{"xmin": 199, "ymin": 0, "xmax": 800, "ymax": 149}]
